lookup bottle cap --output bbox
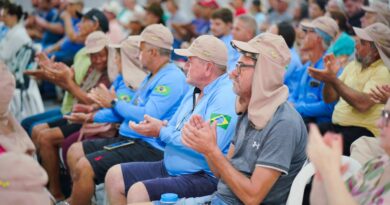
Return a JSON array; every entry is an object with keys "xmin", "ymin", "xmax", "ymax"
[{"xmin": 160, "ymin": 193, "xmax": 178, "ymax": 203}]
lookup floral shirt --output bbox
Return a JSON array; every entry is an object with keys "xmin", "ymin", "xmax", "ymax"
[{"xmin": 347, "ymin": 155, "xmax": 390, "ymax": 205}]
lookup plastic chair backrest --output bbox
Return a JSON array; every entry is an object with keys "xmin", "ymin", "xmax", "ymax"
[{"xmin": 286, "ymin": 156, "xmax": 362, "ymax": 205}]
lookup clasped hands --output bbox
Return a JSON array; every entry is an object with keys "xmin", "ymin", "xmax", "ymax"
[
  {"xmin": 63, "ymin": 104, "xmax": 97, "ymax": 124},
  {"xmin": 64, "ymin": 83, "xmax": 117, "ymax": 123},
  {"xmin": 308, "ymin": 54, "xmax": 341, "ymax": 83},
  {"xmin": 88, "ymin": 84, "xmax": 116, "ymax": 108},
  {"xmin": 24, "ymin": 52, "xmax": 74, "ymax": 89},
  {"xmin": 129, "ymin": 114, "xmax": 219, "ymax": 155}
]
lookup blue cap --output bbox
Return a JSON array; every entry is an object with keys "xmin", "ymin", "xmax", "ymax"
[{"xmin": 160, "ymin": 193, "xmax": 178, "ymax": 203}]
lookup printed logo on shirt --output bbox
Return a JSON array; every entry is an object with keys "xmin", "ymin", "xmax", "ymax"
[
  {"xmin": 252, "ymin": 141, "xmax": 260, "ymax": 150},
  {"xmin": 154, "ymin": 85, "xmax": 171, "ymax": 96},
  {"xmin": 0, "ymin": 180, "xmax": 10, "ymax": 188},
  {"xmin": 210, "ymin": 113, "xmax": 231, "ymax": 130},
  {"xmin": 118, "ymin": 94, "xmax": 132, "ymax": 102}
]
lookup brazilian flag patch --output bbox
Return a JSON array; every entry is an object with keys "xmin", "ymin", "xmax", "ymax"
[
  {"xmin": 118, "ymin": 94, "xmax": 132, "ymax": 102},
  {"xmin": 210, "ymin": 113, "xmax": 232, "ymax": 130},
  {"xmin": 154, "ymin": 85, "xmax": 171, "ymax": 96}
]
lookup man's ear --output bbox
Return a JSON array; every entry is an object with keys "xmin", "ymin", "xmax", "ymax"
[
  {"xmin": 149, "ymin": 47, "xmax": 158, "ymax": 57},
  {"xmin": 94, "ymin": 22, "xmax": 101, "ymax": 32},
  {"xmin": 205, "ymin": 62, "xmax": 213, "ymax": 77}
]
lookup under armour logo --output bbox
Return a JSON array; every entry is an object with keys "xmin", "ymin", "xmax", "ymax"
[{"xmin": 252, "ymin": 141, "xmax": 260, "ymax": 150}]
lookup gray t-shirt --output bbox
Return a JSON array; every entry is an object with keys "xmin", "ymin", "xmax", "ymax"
[{"xmin": 216, "ymin": 102, "xmax": 307, "ymax": 205}]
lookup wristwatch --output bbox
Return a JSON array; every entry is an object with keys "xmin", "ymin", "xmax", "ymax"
[{"xmin": 110, "ymin": 98, "xmax": 118, "ymax": 107}]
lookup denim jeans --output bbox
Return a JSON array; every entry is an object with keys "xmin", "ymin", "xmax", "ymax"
[{"xmin": 21, "ymin": 108, "xmax": 62, "ymax": 135}]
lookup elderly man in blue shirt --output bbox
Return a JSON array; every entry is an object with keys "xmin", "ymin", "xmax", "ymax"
[
  {"xmin": 63, "ymin": 24, "xmax": 189, "ymax": 205},
  {"xmin": 290, "ymin": 16, "xmax": 339, "ymax": 124},
  {"xmin": 104, "ymin": 35, "xmax": 238, "ymax": 204}
]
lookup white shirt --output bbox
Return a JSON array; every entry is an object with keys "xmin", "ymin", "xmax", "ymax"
[{"xmin": 0, "ymin": 22, "xmax": 32, "ymax": 65}]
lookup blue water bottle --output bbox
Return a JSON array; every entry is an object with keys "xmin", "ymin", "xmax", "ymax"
[{"xmin": 159, "ymin": 193, "xmax": 179, "ymax": 204}]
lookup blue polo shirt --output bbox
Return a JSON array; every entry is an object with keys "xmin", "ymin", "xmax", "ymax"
[
  {"xmin": 291, "ymin": 55, "xmax": 336, "ymax": 123},
  {"xmin": 59, "ymin": 17, "xmax": 83, "ymax": 54},
  {"xmin": 159, "ymin": 74, "xmax": 238, "ymax": 176},
  {"xmin": 220, "ymin": 34, "xmax": 240, "ymax": 72},
  {"xmin": 112, "ymin": 74, "xmax": 136, "ymax": 102},
  {"xmin": 94, "ymin": 63, "xmax": 189, "ymax": 150},
  {"xmin": 285, "ymin": 47, "xmax": 303, "ymax": 100},
  {"xmin": 41, "ymin": 8, "xmax": 63, "ymax": 48},
  {"xmin": 93, "ymin": 74, "xmax": 135, "ymax": 122}
]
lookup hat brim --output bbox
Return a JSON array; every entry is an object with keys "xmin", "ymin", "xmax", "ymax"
[
  {"xmin": 174, "ymin": 49, "xmax": 195, "ymax": 57},
  {"xmin": 361, "ymin": 5, "xmax": 376, "ymax": 13},
  {"xmin": 353, "ymin": 27, "xmax": 374, "ymax": 42},
  {"xmin": 85, "ymin": 45, "xmax": 106, "ymax": 54},
  {"xmin": 378, "ymin": 48, "xmax": 390, "ymax": 71},
  {"xmin": 300, "ymin": 21, "xmax": 316, "ymax": 30},
  {"xmin": 138, "ymin": 37, "xmax": 173, "ymax": 50},
  {"xmin": 231, "ymin": 40, "xmax": 259, "ymax": 54},
  {"xmin": 108, "ymin": 44, "xmax": 121, "ymax": 49},
  {"xmin": 68, "ymin": 0, "xmax": 83, "ymax": 4}
]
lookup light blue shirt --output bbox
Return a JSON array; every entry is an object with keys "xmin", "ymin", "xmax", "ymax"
[
  {"xmin": 112, "ymin": 75, "xmax": 136, "ymax": 100},
  {"xmin": 285, "ymin": 47, "xmax": 303, "ymax": 100},
  {"xmin": 159, "ymin": 74, "xmax": 238, "ymax": 176},
  {"xmin": 94, "ymin": 63, "xmax": 189, "ymax": 150},
  {"xmin": 290, "ymin": 55, "xmax": 335, "ymax": 123},
  {"xmin": 93, "ymin": 74, "xmax": 135, "ymax": 123},
  {"xmin": 220, "ymin": 34, "xmax": 240, "ymax": 72}
]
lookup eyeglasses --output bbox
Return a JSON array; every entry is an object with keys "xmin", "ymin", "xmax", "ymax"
[
  {"xmin": 235, "ymin": 62, "xmax": 256, "ymax": 75},
  {"xmin": 380, "ymin": 110, "xmax": 390, "ymax": 127}
]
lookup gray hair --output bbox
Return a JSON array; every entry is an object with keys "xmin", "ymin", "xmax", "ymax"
[
  {"xmin": 197, "ymin": 57, "xmax": 227, "ymax": 73},
  {"xmin": 236, "ymin": 15, "xmax": 258, "ymax": 37},
  {"xmin": 144, "ymin": 42, "xmax": 171, "ymax": 58},
  {"xmin": 215, "ymin": 64, "xmax": 227, "ymax": 72}
]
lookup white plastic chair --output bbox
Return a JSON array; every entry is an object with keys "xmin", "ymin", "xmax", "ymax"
[{"xmin": 286, "ymin": 156, "xmax": 362, "ymax": 205}]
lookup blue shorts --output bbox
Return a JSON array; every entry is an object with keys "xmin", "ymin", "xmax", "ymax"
[
  {"xmin": 210, "ymin": 195, "xmax": 228, "ymax": 205},
  {"xmin": 121, "ymin": 160, "xmax": 218, "ymax": 201}
]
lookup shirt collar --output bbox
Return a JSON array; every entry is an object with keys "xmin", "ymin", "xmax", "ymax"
[
  {"xmin": 202, "ymin": 73, "xmax": 229, "ymax": 95},
  {"xmin": 369, "ymin": 59, "xmax": 384, "ymax": 68}
]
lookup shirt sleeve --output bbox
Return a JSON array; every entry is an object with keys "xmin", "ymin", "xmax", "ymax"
[
  {"xmin": 256, "ymin": 119, "xmax": 299, "ymax": 175},
  {"xmin": 362, "ymin": 65, "xmax": 390, "ymax": 93},
  {"xmin": 295, "ymin": 82, "xmax": 336, "ymax": 118},
  {"xmin": 113, "ymin": 76, "xmax": 187, "ymax": 123},
  {"xmin": 160, "ymin": 88, "xmax": 237, "ymax": 154},
  {"xmin": 295, "ymin": 101, "xmax": 335, "ymax": 118},
  {"xmin": 0, "ymin": 29, "xmax": 25, "ymax": 62},
  {"xmin": 159, "ymin": 108, "xmax": 182, "ymax": 146},
  {"xmin": 204, "ymin": 94, "xmax": 238, "ymax": 155},
  {"xmin": 93, "ymin": 108, "xmax": 123, "ymax": 123}
]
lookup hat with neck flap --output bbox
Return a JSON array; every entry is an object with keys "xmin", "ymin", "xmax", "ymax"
[{"xmin": 231, "ymin": 33, "xmax": 290, "ymax": 130}]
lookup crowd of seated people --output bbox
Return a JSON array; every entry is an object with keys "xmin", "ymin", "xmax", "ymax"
[{"xmin": 1, "ymin": 0, "xmax": 390, "ymax": 205}]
